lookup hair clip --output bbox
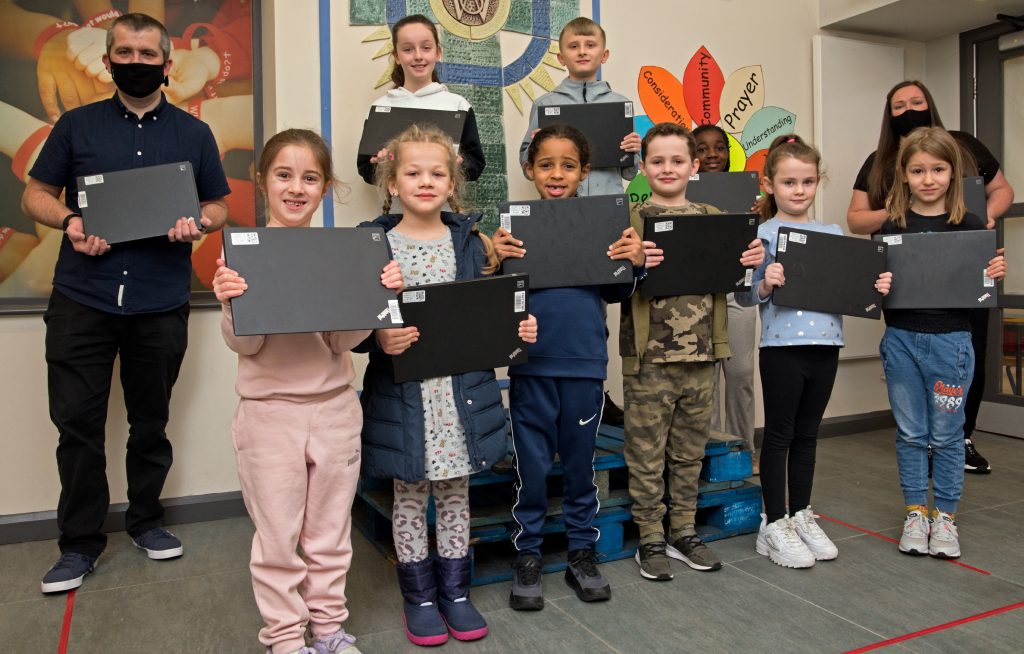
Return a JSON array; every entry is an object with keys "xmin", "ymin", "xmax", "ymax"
[{"xmin": 785, "ymin": 137, "xmax": 797, "ymax": 143}]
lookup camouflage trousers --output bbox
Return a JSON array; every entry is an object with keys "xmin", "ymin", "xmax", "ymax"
[{"xmin": 623, "ymin": 360, "xmax": 715, "ymax": 539}]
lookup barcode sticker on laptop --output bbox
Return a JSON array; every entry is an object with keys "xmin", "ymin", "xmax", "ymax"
[
  {"xmin": 653, "ymin": 221, "xmax": 673, "ymax": 233},
  {"xmin": 388, "ymin": 299, "xmax": 402, "ymax": 323},
  {"xmin": 514, "ymin": 291, "xmax": 526, "ymax": 313},
  {"xmin": 777, "ymin": 233, "xmax": 788, "ymax": 252},
  {"xmin": 624, "ymin": 102, "xmax": 634, "ymax": 118},
  {"xmin": 545, "ymin": 107, "xmax": 560, "ymax": 116},
  {"xmin": 790, "ymin": 232, "xmax": 807, "ymax": 245},
  {"xmin": 509, "ymin": 205, "xmax": 530, "ymax": 216},
  {"xmin": 984, "ymin": 269, "xmax": 995, "ymax": 288},
  {"xmin": 743, "ymin": 269, "xmax": 753, "ymax": 286},
  {"xmin": 500, "ymin": 213, "xmax": 511, "ymax": 232},
  {"xmin": 375, "ymin": 106, "xmax": 391, "ymax": 113},
  {"xmin": 83, "ymin": 174, "xmax": 104, "ymax": 185},
  {"xmin": 77, "ymin": 191, "xmax": 88, "ymax": 208},
  {"xmin": 882, "ymin": 235, "xmax": 902, "ymax": 245},
  {"xmin": 230, "ymin": 232, "xmax": 259, "ymax": 246},
  {"xmin": 403, "ymin": 290, "xmax": 426, "ymax": 303}
]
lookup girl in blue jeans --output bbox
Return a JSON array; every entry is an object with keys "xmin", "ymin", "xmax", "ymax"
[{"xmin": 878, "ymin": 127, "xmax": 1006, "ymax": 559}]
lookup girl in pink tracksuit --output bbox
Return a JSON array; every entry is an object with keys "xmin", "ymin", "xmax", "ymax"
[{"xmin": 213, "ymin": 129, "xmax": 402, "ymax": 654}]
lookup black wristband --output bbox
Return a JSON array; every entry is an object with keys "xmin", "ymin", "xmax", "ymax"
[{"xmin": 62, "ymin": 212, "xmax": 81, "ymax": 232}]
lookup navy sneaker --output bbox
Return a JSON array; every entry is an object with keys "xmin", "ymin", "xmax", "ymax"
[
  {"xmin": 131, "ymin": 527, "xmax": 183, "ymax": 560},
  {"xmin": 565, "ymin": 549, "xmax": 611, "ymax": 602},
  {"xmin": 41, "ymin": 552, "xmax": 97, "ymax": 594},
  {"xmin": 509, "ymin": 554, "xmax": 544, "ymax": 611}
]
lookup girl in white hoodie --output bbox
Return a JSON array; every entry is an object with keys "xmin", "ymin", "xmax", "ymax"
[{"xmin": 356, "ymin": 14, "xmax": 485, "ymax": 185}]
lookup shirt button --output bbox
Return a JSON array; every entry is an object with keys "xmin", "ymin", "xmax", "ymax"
[
  {"xmin": 123, "ymin": 270, "xmax": 128, "ymax": 276},
  {"xmin": 137, "ymin": 124, "xmax": 142, "ymax": 129},
  {"xmin": 137, "ymin": 151, "xmax": 142, "ymax": 156}
]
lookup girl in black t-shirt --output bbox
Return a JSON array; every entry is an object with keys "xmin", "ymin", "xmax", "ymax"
[{"xmin": 879, "ymin": 127, "xmax": 1005, "ymax": 561}]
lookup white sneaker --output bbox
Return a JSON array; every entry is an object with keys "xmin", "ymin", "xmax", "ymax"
[
  {"xmin": 755, "ymin": 514, "xmax": 815, "ymax": 568},
  {"xmin": 898, "ymin": 510, "xmax": 930, "ymax": 556},
  {"xmin": 792, "ymin": 506, "xmax": 838, "ymax": 560},
  {"xmin": 928, "ymin": 511, "xmax": 961, "ymax": 559}
]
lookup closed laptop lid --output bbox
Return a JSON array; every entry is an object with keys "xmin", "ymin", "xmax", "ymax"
[
  {"xmin": 876, "ymin": 230, "xmax": 997, "ymax": 309},
  {"xmin": 686, "ymin": 172, "xmax": 762, "ymax": 214},
  {"xmin": 76, "ymin": 161, "xmax": 201, "ymax": 244},
  {"xmin": 499, "ymin": 195, "xmax": 634, "ymax": 289},
  {"xmin": 392, "ymin": 274, "xmax": 529, "ymax": 383},
  {"xmin": 357, "ymin": 106, "xmax": 466, "ymax": 156},
  {"xmin": 537, "ymin": 102, "xmax": 634, "ymax": 168},
  {"xmin": 963, "ymin": 176, "xmax": 987, "ymax": 225},
  {"xmin": 773, "ymin": 227, "xmax": 887, "ymax": 319},
  {"xmin": 640, "ymin": 212, "xmax": 757, "ymax": 297},
  {"xmin": 223, "ymin": 226, "xmax": 402, "ymax": 335}
]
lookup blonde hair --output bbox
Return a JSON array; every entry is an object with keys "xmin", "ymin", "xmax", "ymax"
[
  {"xmin": 374, "ymin": 124, "xmax": 498, "ymax": 273},
  {"xmin": 886, "ymin": 127, "xmax": 966, "ymax": 228}
]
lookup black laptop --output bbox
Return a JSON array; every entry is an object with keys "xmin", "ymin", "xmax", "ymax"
[
  {"xmin": 357, "ymin": 106, "xmax": 467, "ymax": 157},
  {"xmin": 222, "ymin": 226, "xmax": 402, "ymax": 336},
  {"xmin": 392, "ymin": 274, "xmax": 530, "ymax": 383},
  {"xmin": 537, "ymin": 101, "xmax": 634, "ymax": 168},
  {"xmin": 963, "ymin": 176, "xmax": 987, "ymax": 225},
  {"xmin": 640, "ymin": 212, "xmax": 758, "ymax": 297},
  {"xmin": 686, "ymin": 172, "xmax": 762, "ymax": 214},
  {"xmin": 875, "ymin": 230, "xmax": 997, "ymax": 309},
  {"xmin": 499, "ymin": 195, "xmax": 633, "ymax": 289},
  {"xmin": 773, "ymin": 227, "xmax": 887, "ymax": 319},
  {"xmin": 76, "ymin": 161, "xmax": 201, "ymax": 244}
]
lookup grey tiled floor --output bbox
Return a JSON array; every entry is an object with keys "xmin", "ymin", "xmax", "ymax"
[{"xmin": 3, "ymin": 430, "xmax": 1024, "ymax": 653}]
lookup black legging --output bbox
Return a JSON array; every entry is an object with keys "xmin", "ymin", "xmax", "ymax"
[
  {"xmin": 964, "ymin": 309, "xmax": 989, "ymax": 440},
  {"xmin": 759, "ymin": 346, "xmax": 840, "ymax": 523}
]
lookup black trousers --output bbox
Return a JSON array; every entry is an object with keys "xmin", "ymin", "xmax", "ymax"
[
  {"xmin": 758, "ymin": 346, "xmax": 839, "ymax": 523},
  {"xmin": 963, "ymin": 308, "xmax": 989, "ymax": 440},
  {"xmin": 44, "ymin": 290, "xmax": 188, "ymax": 557}
]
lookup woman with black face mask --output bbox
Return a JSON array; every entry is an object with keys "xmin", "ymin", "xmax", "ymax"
[{"xmin": 847, "ymin": 80, "xmax": 1015, "ymax": 477}]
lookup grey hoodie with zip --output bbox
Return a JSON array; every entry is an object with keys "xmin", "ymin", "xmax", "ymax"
[{"xmin": 519, "ymin": 78, "xmax": 638, "ymax": 197}]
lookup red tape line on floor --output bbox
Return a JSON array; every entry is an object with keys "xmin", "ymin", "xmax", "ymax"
[
  {"xmin": 58, "ymin": 590, "xmax": 75, "ymax": 654},
  {"xmin": 816, "ymin": 514, "xmax": 991, "ymax": 575},
  {"xmin": 844, "ymin": 600, "xmax": 1024, "ymax": 653}
]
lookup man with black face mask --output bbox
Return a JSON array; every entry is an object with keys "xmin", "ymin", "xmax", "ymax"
[{"xmin": 20, "ymin": 13, "xmax": 230, "ymax": 594}]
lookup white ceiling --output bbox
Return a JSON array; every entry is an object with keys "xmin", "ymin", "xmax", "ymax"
[{"xmin": 821, "ymin": 0, "xmax": 1024, "ymax": 41}]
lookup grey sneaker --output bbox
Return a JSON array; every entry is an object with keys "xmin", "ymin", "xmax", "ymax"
[
  {"xmin": 565, "ymin": 549, "xmax": 610, "ymax": 602},
  {"xmin": 635, "ymin": 540, "xmax": 673, "ymax": 581},
  {"xmin": 666, "ymin": 533, "xmax": 722, "ymax": 571},
  {"xmin": 509, "ymin": 554, "xmax": 544, "ymax": 611},
  {"xmin": 928, "ymin": 511, "xmax": 961, "ymax": 559},
  {"xmin": 899, "ymin": 510, "xmax": 930, "ymax": 556},
  {"xmin": 311, "ymin": 628, "xmax": 361, "ymax": 653},
  {"xmin": 131, "ymin": 527, "xmax": 183, "ymax": 560},
  {"xmin": 41, "ymin": 552, "xmax": 97, "ymax": 594}
]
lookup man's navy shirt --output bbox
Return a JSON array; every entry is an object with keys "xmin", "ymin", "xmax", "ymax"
[{"xmin": 29, "ymin": 93, "xmax": 230, "ymax": 314}]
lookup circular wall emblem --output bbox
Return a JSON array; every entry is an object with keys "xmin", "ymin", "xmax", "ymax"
[{"xmin": 430, "ymin": 0, "xmax": 511, "ymax": 40}]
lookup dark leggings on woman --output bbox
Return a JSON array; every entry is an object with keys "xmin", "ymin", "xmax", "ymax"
[{"xmin": 759, "ymin": 345, "xmax": 840, "ymax": 523}]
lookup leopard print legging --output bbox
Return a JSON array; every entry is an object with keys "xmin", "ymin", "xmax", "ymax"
[{"xmin": 392, "ymin": 476, "xmax": 470, "ymax": 563}]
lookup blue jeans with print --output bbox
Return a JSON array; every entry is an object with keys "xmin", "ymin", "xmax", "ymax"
[{"xmin": 880, "ymin": 327, "xmax": 973, "ymax": 513}]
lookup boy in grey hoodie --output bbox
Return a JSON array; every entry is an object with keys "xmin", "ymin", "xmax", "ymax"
[{"xmin": 518, "ymin": 17, "xmax": 640, "ymax": 197}]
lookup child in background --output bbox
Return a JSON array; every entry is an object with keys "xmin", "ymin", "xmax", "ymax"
[
  {"xmin": 622, "ymin": 123, "xmax": 764, "ymax": 581},
  {"xmin": 519, "ymin": 18, "xmax": 641, "ymax": 200},
  {"xmin": 214, "ymin": 129, "xmax": 402, "ymax": 654},
  {"xmin": 693, "ymin": 123, "xmax": 760, "ymax": 470},
  {"xmin": 357, "ymin": 125, "xmax": 537, "ymax": 646},
  {"xmin": 356, "ymin": 14, "xmax": 485, "ymax": 185},
  {"xmin": 879, "ymin": 127, "xmax": 1005, "ymax": 559},
  {"xmin": 494, "ymin": 124, "xmax": 645, "ymax": 608},
  {"xmin": 738, "ymin": 134, "xmax": 892, "ymax": 569}
]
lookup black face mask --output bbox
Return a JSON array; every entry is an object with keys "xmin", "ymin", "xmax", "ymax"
[
  {"xmin": 891, "ymin": 108, "xmax": 933, "ymax": 138},
  {"xmin": 109, "ymin": 62, "xmax": 167, "ymax": 99}
]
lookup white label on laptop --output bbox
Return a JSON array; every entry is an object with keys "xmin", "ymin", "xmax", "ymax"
[
  {"xmin": 789, "ymin": 232, "xmax": 807, "ymax": 245},
  {"xmin": 403, "ymin": 290, "xmax": 425, "ymax": 303},
  {"xmin": 689, "ymin": 174, "xmax": 700, "ymax": 181},
  {"xmin": 230, "ymin": 232, "xmax": 259, "ymax": 246},
  {"xmin": 375, "ymin": 106, "xmax": 391, "ymax": 113},
  {"xmin": 514, "ymin": 290, "xmax": 526, "ymax": 313},
  {"xmin": 77, "ymin": 191, "xmax": 88, "ymax": 208},
  {"xmin": 653, "ymin": 221, "xmax": 673, "ymax": 233},
  {"xmin": 509, "ymin": 205, "xmax": 530, "ymax": 216},
  {"xmin": 984, "ymin": 269, "xmax": 995, "ymax": 288},
  {"xmin": 500, "ymin": 213, "xmax": 511, "ymax": 232},
  {"xmin": 742, "ymin": 269, "xmax": 753, "ymax": 286},
  {"xmin": 624, "ymin": 102, "xmax": 634, "ymax": 118},
  {"xmin": 387, "ymin": 299, "xmax": 402, "ymax": 323},
  {"xmin": 544, "ymin": 107, "xmax": 560, "ymax": 116},
  {"xmin": 777, "ymin": 233, "xmax": 788, "ymax": 252},
  {"xmin": 882, "ymin": 235, "xmax": 902, "ymax": 245},
  {"xmin": 83, "ymin": 174, "xmax": 104, "ymax": 185}
]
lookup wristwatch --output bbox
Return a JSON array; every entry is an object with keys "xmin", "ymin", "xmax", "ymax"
[{"xmin": 62, "ymin": 212, "xmax": 82, "ymax": 232}]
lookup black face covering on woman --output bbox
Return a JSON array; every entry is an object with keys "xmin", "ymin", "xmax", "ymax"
[
  {"xmin": 109, "ymin": 62, "xmax": 167, "ymax": 99},
  {"xmin": 891, "ymin": 108, "xmax": 932, "ymax": 138}
]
